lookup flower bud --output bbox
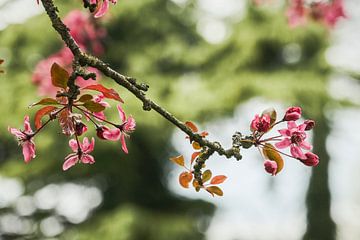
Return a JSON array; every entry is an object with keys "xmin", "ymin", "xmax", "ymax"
[
  {"xmin": 96, "ymin": 126, "xmax": 106, "ymax": 139},
  {"xmin": 304, "ymin": 120, "xmax": 315, "ymax": 131},
  {"xmin": 283, "ymin": 107, "xmax": 302, "ymax": 121},
  {"xmin": 264, "ymin": 160, "xmax": 277, "ymax": 176},
  {"xmin": 75, "ymin": 121, "xmax": 88, "ymax": 136},
  {"xmin": 300, "ymin": 152, "xmax": 319, "ymax": 166}
]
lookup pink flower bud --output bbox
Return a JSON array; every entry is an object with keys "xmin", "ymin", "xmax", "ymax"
[
  {"xmin": 75, "ymin": 121, "xmax": 88, "ymax": 136},
  {"xmin": 264, "ymin": 160, "xmax": 277, "ymax": 176},
  {"xmin": 283, "ymin": 106, "xmax": 302, "ymax": 121},
  {"xmin": 300, "ymin": 152, "xmax": 319, "ymax": 166},
  {"xmin": 304, "ymin": 120, "xmax": 315, "ymax": 131},
  {"xmin": 251, "ymin": 114, "xmax": 271, "ymax": 133}
]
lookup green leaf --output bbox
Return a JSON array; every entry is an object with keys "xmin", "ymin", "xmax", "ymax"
[
  {"xmin": 202, "ymin": 170, "xmax": 212, "ymax": 183},
  {"xmin": 29, "ymin": 98, "xmax": 59, "ymax": 107},
  {"xmin": 262, "ymin": 143, "xmax": 284, "ymax": 174},
  {"xmin": 83, "ymin": 101, "xmax": 106, "ymax": 113},
  {"xmin": 169, "ymin": 155, "xmax": 185, "ymax": 167},
  {"xmin": 51, "ymin": 63, "xmax": 69, "ymax": 89},
  {"xmin": 206, "ymin": 186, "xmax": 223, "ymax": 197},
  {"xmin": 262, "ymin": 108, "xmax": 277, "ymax": 126},
  {"xmin": 78, "ymin": 94, "xmax": 93, "ymax": 102}
]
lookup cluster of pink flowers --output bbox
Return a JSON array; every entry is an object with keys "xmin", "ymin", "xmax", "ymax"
[
  {"xmin": 32, "ymin": 11, "xmax": 106, "ymax": 96},
  {"xmin": 9, "ymin": 63, "xmax": 136, "ymax": 171},
  {"xmin": 250, "ymin": 106, "xmax": 319, "ymax": 176},
  {"xmin": 287, "ymin": 0, "xmax": 346, "ymax": 28}
]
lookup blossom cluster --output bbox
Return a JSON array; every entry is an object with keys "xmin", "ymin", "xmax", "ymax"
[
  {"xmin": 33, "ymin": 11, "xmax": 106, "ymax": 96},
  {"xmin": 286, "ymin": 0, "xmax": 345, "ymax": 28},
  {"xmin": 9, "ymin": 63, "xmax": 136, "ymax": 171},
  {"xmin": 170, "ymin": 106, "xmax": 319, "ymax": 197}
]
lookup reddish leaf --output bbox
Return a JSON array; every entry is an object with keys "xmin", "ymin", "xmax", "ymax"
[
  {"xmin": 200, "ymin": 131, "xmax": 209, "ymax": 138},
  {"xmin": 58, "ymin": 109, "xmax": 74, "ymax": 136},
  {"xmin": 185, "ymin": 121, "xmax": 198, "ymax": 133},
  {"xmin": 179, "ymin": 171, "xmax": 193, "ymax": 188},
  {"xmin": 192, "ymin": 141, "xmax": 201, "ymax": 150},
  {"xmin": 202, "ymin": 170, "xmax": 212, "ymax": 183},
  {"xmin": 262, "ymin": 143, "xmax": 284, "ymax": 174},
  {"xmin": 51, "ymin": 63, "xmax": 69, "ymax": 89},
  {"xmin": 206, "ymin": 186, "xmax": 223, "ymax": 197},
  {"xmin": 35, "ymin": 106, "xmax": 57, "ymax": 130},
  {"xmin": 83, "ymin": 84, "xmax": 124, "ymax": 103},
  {"xmin": 169, "ymin": 155, "xmax": 185, "ymax": 167},
  {"xmin": 210, "ymin": 175, "xmax": 227, "ymax": 185},
  {"xmin": 30, "ymin": 98, "xmax": 59, "ymax": 107},
  {"xmin": 191, "ymin": 151, "xmax": 200, "ymax": 164},
  {"xmin": 78, "ymin": 94, "xmax": 93, "ymax": 102}
]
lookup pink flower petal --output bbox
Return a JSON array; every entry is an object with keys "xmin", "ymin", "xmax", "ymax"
[
  {"xmin": 299, "ymin": 140, "xmax": 312, "ymax": 150},
  {"xmin": 81, "ymin": 154, "xmax": 95, "ymax": 164},
  {"xmin": 82, "ymin": 137, "xmax": 95, "ymax": 153},
  {"xmin": 120, "ymin": 134, "xmax": 128, "ymax": 154},
  {"xmin": 94, "ymin": 0, "xmax": 109, "ymax": 18},
  {"xmin": 63, "ymin": 154, "xmax": 79, "ymax": 171},
  {"xmin": 290, "ymin": 145, "xmax": 305, "ymax": 159},
  {"xmin": 23, "ymin": 116, "xmax": 33, "ymax": 134},
  {"xmin": 69, "ymin": 139, "xmax": 79, "ymax": 152},
  {"xmin": 117, "ymin": 105, "xmax": 126, "ymax": 123},
  {"xmin": 22, "ymin": 141, "xmax": 36, "ymax": 163},
  {"xmin": 278, "ymin": 129, "xmax": 290, "ymax": 137},
  {"xmin": 103, "ymin": 128, "xmax": 121, "ymax": 141},
  {"xmin": 8, "ymin": 127, "xmax": 25, "ymax": 139},
  {"xmin": 287, "ymin": 121, "xmax": 297, "ymax": 130},
  {"xmin": 275, "ymin": 138, "xmax": 291, "ymax": 149}
]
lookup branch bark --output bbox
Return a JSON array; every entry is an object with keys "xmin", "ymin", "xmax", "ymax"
[{"xmin": 40, "ymin": 0, "xmax": 242, "ymax": 160}]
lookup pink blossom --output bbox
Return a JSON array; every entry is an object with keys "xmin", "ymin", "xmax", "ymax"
[
  {"xmin": 93, "ymin": 94, "xmax": 110, "ymax": 121},
  {"xmin": 264, "ymin": 160, "xmax": 277, "ymax": 176},
  {"xmin": 310, "ymin": 0, "xmax": 345, "ymax": 27},
  {"xmin": 283, "ymin": 106, "xmax": 302, "ymax": 121},
  {"xmin": 97, "ymin": 105, "xmax": 135, "ymax": 153},
  {"xmin": 300, "ymin": 152, "xmax": 319, "ymax": 166},
  {"xmin": 63, "ymin": 137, "xmax": 95, "ymax": 171},
  {"xmin": 286, "ymin": 0, "xmax": 307, "ymax": 27},
  {"xmin": 8, "ymin": 116, "xmax": 36, "ymax": 163},
  {"xmin": 75, "ymin": 121, "xmax": 88, "ymax": 136},
  {"xmin": 275, "ymin": 121, "xmax": 312, "ymax": 159},
  {"xmin": 250, "ymin": 114, "xmax": 271, "ymax": 133}
]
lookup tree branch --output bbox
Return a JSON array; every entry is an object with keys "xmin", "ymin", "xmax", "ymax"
[{"xmin": 40, "ymin": 0, "xmax": 242, "ymax": 160}]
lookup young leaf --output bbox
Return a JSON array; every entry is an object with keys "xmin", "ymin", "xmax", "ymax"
[
  {"xmin": 34, "ymin": 106, "xmax": 57, "ymax": 129},
  {"xmin": 210, "ymin": 175, "xmax": 227, "ymax": 185},
  {"xmin": 206, "ymin": 186, "xmax": 223, "ymax": 197},
  {"xmin": 51, "ymin": 63, "xmax": 69, "ymax": 89},
  {"xmin": 169, "ymin": 155, "xmax": 185, "ymax": 167},
  {"xmin": 83, "ymin": 101, "xmax": 106, "ymax": 113},
  {"xmin": 191, "ymin": 151, "xmax": 200, "ymax": 164},
  {"xmin": 83, "ymin": 84, "xmax": 124, "ymax": 103},
  {"xmin": 262, "ymin": 108, "xmax": 277, "ymax": 126},
  {"xmin": 192, "ymin": 141, "xmax": 201, "ymax": 150},
  {"xmin": 202, "ymin": 169, "xmax": 212, "ymax": 183},
  {"xmin": 30, "ymin": 98, "xmax": 59, "ymax": 107},
  {"xmin": 78, "ymin": 94, "xmax": 93, "ymax": 102},
  {"xmin": 262, "ymin": 143, "xmax": 284, "ymax": 174},
  {"xmin": 185, "ymin": 121, "xmax": 198, "ymax": 133},
  {"xmin": 192, "ymin": 180, "xmax": 201, "ymax": 192},
  {"xmin": 179, "ymin": 171, "xmax": 193, "ymax": 188}
]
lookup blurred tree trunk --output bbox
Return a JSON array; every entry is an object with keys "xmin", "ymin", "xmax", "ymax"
[{"xmin": 303, "ymin": 115, "xmax": 336, "ymax": 240}]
